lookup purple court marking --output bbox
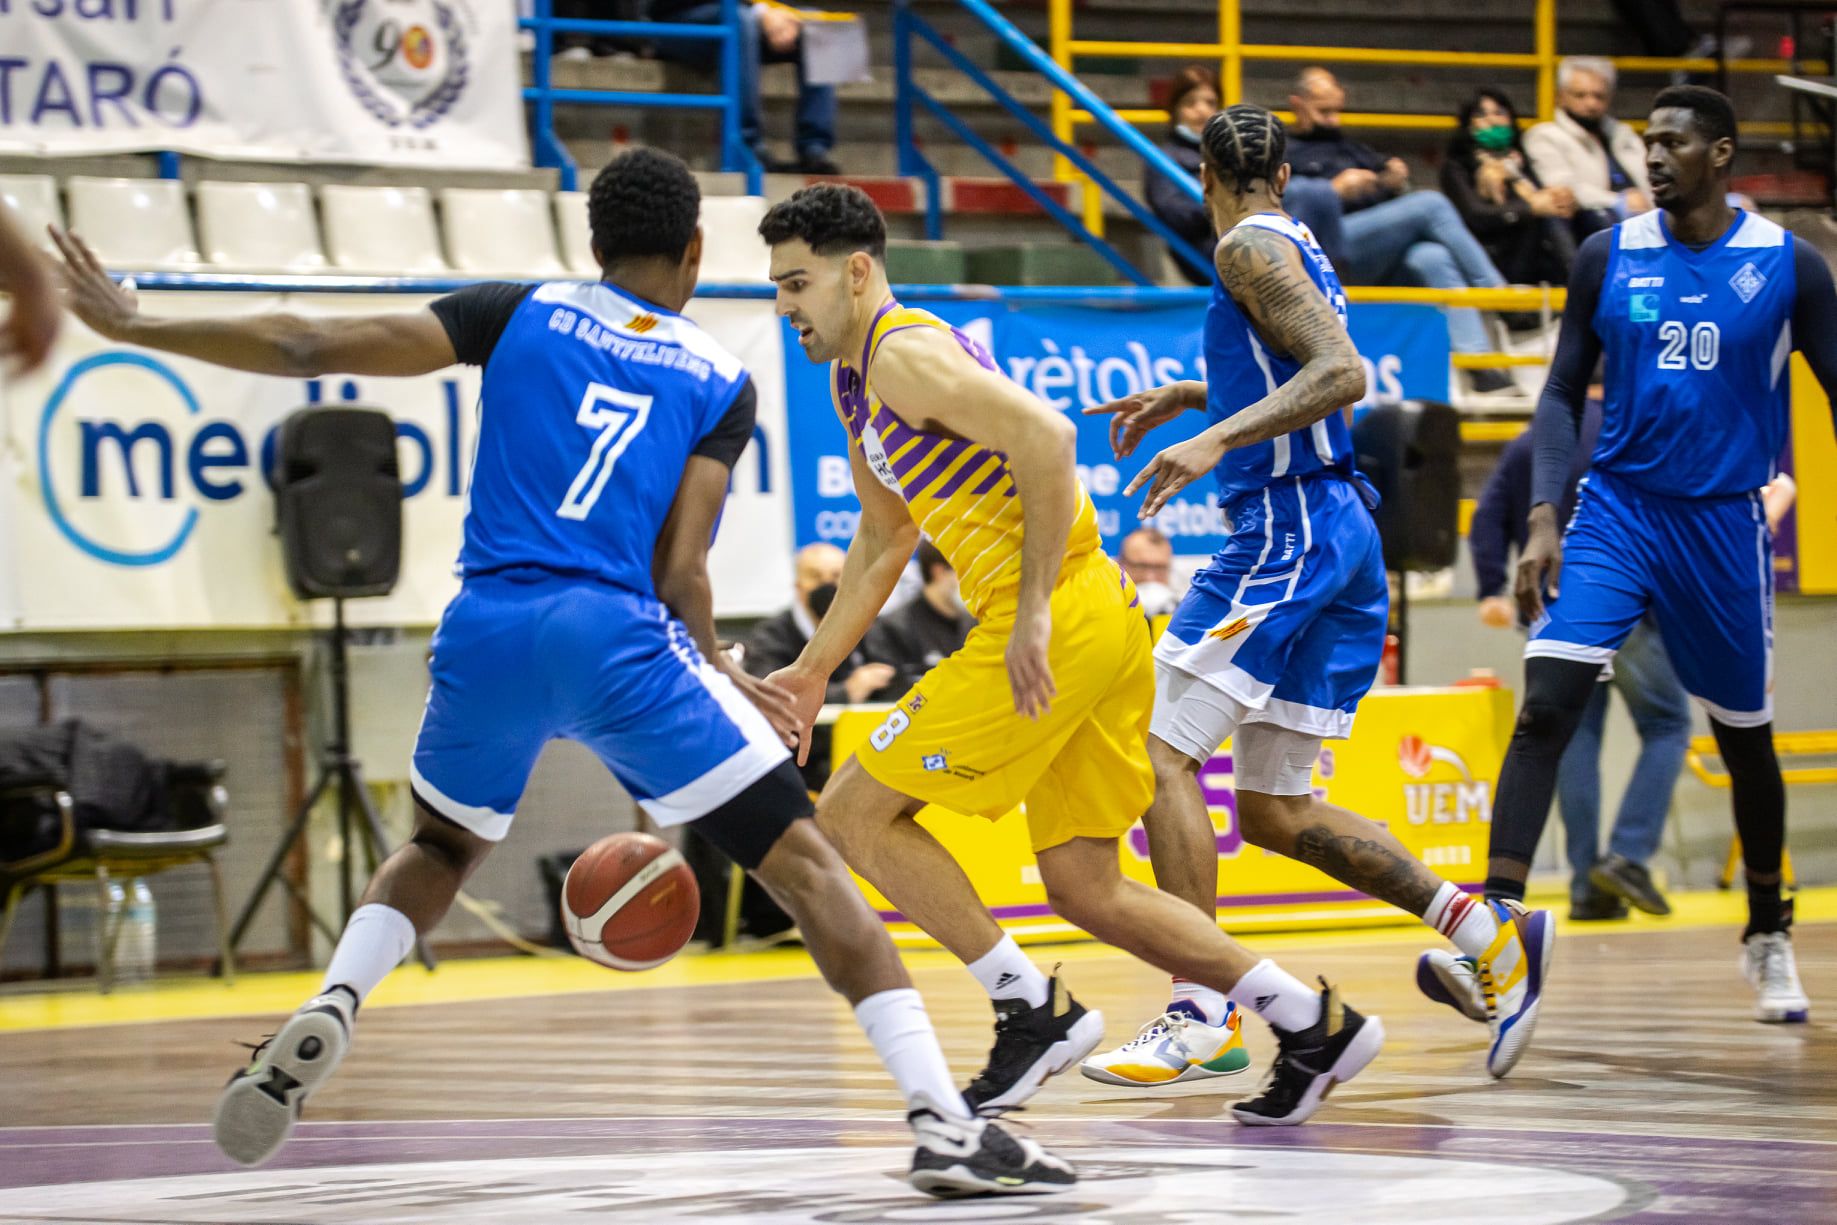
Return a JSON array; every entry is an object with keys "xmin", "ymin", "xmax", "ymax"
[{"xmin": 3, "ymin": 1117, "xmax": 1833, "ymax": 1220}]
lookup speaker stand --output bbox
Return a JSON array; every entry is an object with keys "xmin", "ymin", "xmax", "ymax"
[{"xmin": 223, "ymin": 598, "xmax": 436, "ymax": 972}]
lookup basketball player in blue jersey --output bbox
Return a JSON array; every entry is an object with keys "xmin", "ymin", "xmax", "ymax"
[
  {"xmin": 51, "ymin": 150, "xmax": 1071, "ymax": 1198},
  {"xmin": 1084, "ymin": 105, "xmax": 1554, "ymax": 1091},
  {"xmin": 1421, "ymin": 86, "xmax": 1837, "ymax": 1037}
]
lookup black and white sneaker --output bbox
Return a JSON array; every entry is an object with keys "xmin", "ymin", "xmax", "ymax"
[
  {"xmin": 212, "ymin": 988, "xmax": 355, "ymax": 1167},
  {"xmin": 1230, "ymin": 980, "xmax": 1384, "ymax": 1127},
  {"xmin": 906, "ymin": 1093, "xmax": 1076, "ymax": 1198},
  {"xmin": 962, "ymin": 970, "xmax": 1104, "ymax": 1112}
]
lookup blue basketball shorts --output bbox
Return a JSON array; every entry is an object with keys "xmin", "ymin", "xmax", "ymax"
[
  {"xmin": 410, "ymin": 572, "xmax": 790, "ymax": 841},
  {"xmin": 1529, "ymin": 469, "xmax": 1774, "ymax": 727},
  {"xmin": 1154, "ymin": 473, "xmax": 1389, "ymax": 753}
]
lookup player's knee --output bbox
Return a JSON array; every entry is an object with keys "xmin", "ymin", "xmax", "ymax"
[
  {"xmin": 1038, "ymin": 844, "xmax": 1121, "ymax": 932},
  {"xmin": 408, "ymin": 806, "xmax": 493, "ymax": 877},
  {"xmin": 1234, "ymin": 791, "xmax": 1307, "ymax": 847},
  {"xmin": 752, "ymin": 817, "xmax": 846, "ymax": 909},
  {"xmin": 1147, "ymin": 735, "xmax": 1205, "ymax": 784}
]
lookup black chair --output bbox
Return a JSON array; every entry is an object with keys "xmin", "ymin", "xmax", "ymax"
[{"xmin": 0, "ymin": 762, "xmax": 235, "ymax": 992}]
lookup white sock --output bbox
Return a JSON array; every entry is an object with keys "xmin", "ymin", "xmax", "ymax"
[
  {"xmin": 965, "ymin": 934, "xmax": 1049, "ymax": 1008},
  {"xmin": 1422, "ymin": 882, "xmax": 1499, "ymax": 960},
  {"xmin": 318, "ymin": 903, "xmax": 417, "ymax": 1006},
  {"xmin": 1229, "ymin": 959, "xmax": 1323, "ymax": 1033},
  {"xmin": 1169, "ymin": 977, "xmax": 1230, "ymax": 1026},
  {"xmin": 854, "ymin": 988, "xmax": 972, "ymax": 1121}
]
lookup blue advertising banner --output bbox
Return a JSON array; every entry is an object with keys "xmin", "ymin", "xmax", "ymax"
[{"xmin": 785, "ymin": 300, "xmax": 1451, "ymax": 555}]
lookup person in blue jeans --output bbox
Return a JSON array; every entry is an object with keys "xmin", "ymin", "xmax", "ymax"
[
  {"xmin": 1470, "ymin": 396, "xmax": 1688, "ymax": 918},
  {"xmin": 650, "ymin": 0, "xmax": 840, "ymax": 174},
  {"xmin": 1286, "ymin": 67, "xmax": 1514, "ymax": 397}
]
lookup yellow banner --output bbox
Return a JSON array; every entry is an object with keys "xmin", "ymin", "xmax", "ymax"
[{"xmin": 834, "ymin": 685, "xmax": 1512, "ymax": 946}]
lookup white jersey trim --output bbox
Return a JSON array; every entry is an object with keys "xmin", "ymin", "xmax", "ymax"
[
  {"xmin": 1619, "ymin": 211, "xmax": 1666, "ymax": 250},
  {"xmin": 639, "ymin": 659, "xmax": 791, "ymax": 826},
  {"xmin": 529, "ymin": 281, "xmax": 746, "ymax": 381},
  {"xmin": 1728, "ymin": 211, "xmax": 1787, "ymax": 249},
  {"xmin": 410, "ymin": 760, "xmax": 515, "ymax": 842}
]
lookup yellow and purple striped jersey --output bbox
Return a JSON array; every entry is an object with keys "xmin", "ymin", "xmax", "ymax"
[{"xmin": 832, "ymin": 302, "xmax": 1102, "ymax": 618}]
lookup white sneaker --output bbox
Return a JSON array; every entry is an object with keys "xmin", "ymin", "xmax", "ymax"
[
  {"xmin": 212, "ymin": 989, "xmax": 354, "ymax": 1167},
  {"xmin": 1742, "ymin": 931, "xmax": 1811, "ymax": 1023},
  {"xmin": 1080, "ymin": 1004, "xmax": 1250, "ymax": 1087},
  {"xmin": 1415, "ymin": 949, "xmax": 1488, "ymax": 1023}
]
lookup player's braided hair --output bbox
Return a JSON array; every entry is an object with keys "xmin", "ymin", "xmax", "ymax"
[
  {"xmin": 586, "ymin": 146, "xmax": 701, "ymax": 264},
  {"xmin": 1200, "ymin": 104, "xmax": 1287, "ymax": 196}
]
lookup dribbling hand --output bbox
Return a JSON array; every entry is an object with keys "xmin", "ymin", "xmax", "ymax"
[{"xmin": 764, "ymin": 665, "xmax": 827, "ymax": 767}]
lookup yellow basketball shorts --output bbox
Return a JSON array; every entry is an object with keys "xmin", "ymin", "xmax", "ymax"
[{"xmin": 855, "ymin": 552, "xmax": 1156, "ymax": 852}]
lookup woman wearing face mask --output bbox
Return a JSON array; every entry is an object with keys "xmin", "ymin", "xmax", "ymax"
[
  {"xmin": 1441, "ymin": 89, "xmax": 1578, "ymax": 297},
  {"xmin": 1145, "ymin": 65, "xmax": 1346, "ymax": 284}
]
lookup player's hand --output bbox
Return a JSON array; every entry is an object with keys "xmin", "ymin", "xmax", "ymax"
[
  {"xmin": 765, "ymin": 664, "xmax": 827, "ymax": 767},
  {"xmin": 1478, "ymin": 595, "xmax": 1515, "ymax": 629},
  {"xmin": 1125, "ymin": 430, "xmax": 1227, "ymax": 519},
  {"xmin": 49, "ymin": 226, "xmax": 138, "ymax": 341},
  {"xmin": 721, "ymin": 656, "xmax": 802, "ymax": 750},
  {"xmin": 1005, "ymin": 605, "xmax": 1057, "ymax": 720},
  {"xmin": 0, "ymin": 249, "xmax": 58, "ymax": 376},
  {"xmin": 1083, "ymin": 381, "xmax": 1196, "ymax": 458},
  {"xmin": 842, "ymin": 661, "xmax": 896, "ymax": 704},
  {"xmin": 1514, "ymin": 504, "xmax": 1563, "ymax": 624}
]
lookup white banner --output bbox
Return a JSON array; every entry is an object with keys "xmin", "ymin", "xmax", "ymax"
[
  {"xmin": 0, "ymin": 1, "xmax": 527, "ymax": 169},
  {"xmin": 0, "ymin": 291, "xmax": 794, "ymax": 630}
]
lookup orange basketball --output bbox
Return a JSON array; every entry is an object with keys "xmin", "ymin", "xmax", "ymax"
[{"xmin": 561, "ymin": 832, "xmax": 699, "ymax": 971}]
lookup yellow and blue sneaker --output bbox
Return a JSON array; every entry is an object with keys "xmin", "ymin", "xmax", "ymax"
[
  {"xmin": 1079, "ymin": 1000, "xmax": 1251, "ymax": 1087},
  {"xmin": 1475, "ymin": 898, "xmax": 1556, "ymax": 1079}
]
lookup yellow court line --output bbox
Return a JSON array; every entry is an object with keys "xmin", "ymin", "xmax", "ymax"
[{"xmin": 3, "ymin": 886, "xmax": 1829, "ymax": 1034}]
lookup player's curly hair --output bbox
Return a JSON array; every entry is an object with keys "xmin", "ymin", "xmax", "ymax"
[
  {"xmin": 758, "ymin": 183, "xmax": 887, "ymax": 259},
  {"xmin": 1201, "ymin": 104, "xmax": 1287, "ymax": 196},
  {"xmin": 586, "ymin": 146, "xmax": 701, "ymax": 264},
  {"xmin": 1653, "ymin": 84, "xmax": 1739, "ymax": 155}
]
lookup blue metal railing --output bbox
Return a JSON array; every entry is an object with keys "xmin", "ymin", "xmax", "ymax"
[
  {"xmin": 522, "ymin": 0, "xmax": 761, "ymax": 194},
  {"xmin": 893, "ymin": 0, "xmax": 1211, "ymax": 285}
]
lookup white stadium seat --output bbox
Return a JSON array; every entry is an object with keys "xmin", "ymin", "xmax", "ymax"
[
  {"xmin": 554, "ymin": 190, "xmax": 596, "ymax": 276},
  {"xmin": 319, "ymin": 184, "xmax": 447, "ymax": 274},
  {"xmin": 196, "ymin": 181, "xmax": 327, "ymax": 272},
  {"xmin": 0, "ymin": 175, "xmax": 61, "ymax": 249},
  {"xmin": 440, "ymin": 187, "xmax": 567, "ymax": 278},
  {"xmin": 698, "ymin": 195, "xmax": 771, "ymax": 284},
  {"xmin": 65, "ymin": 177, "xmax": 200, "ymax": 270}
]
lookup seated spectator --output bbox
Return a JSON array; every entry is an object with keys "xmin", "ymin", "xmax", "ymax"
[
  {"xmin": 1442, "ymin": 90, "xmax": 1578, "ymax": 292},
  {"xmin": 1146, "ymin": 66, "xmax": 1346, "ymax": 283},
  {"xmin": 863, "ymin": 542, "xmax": 974, "ymax": 699},
  {"xmin": 1523, "ymin": 58, "xmax": 1651, "ymax": 240},
  {"xmin": 1118, "ymin": 527, "xmax": 1180, "ymax": 618},
  {"xmin": 1286, "ymin": 67, "xmax": 1514, "ymax": 396},
  {"xmin": 648, "ymin": 0, "xmax": 840, "ymax": 174}
]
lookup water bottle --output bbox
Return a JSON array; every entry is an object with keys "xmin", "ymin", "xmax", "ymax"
[
  {"xmin": 119, "ymin": 880, "xmax": 156, "ymax": 984},
  {"xmin": 97, "ymin": 881, "xmax": 125, "ymax": 974}
]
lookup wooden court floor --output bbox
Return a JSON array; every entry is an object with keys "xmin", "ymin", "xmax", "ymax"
[{"xmin": 1, "ymin": 894, "xmax": 1833, "ymax": 1223}]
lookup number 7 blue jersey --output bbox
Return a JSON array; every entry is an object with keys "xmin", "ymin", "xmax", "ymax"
[{"xmin": 434, "ymin": 280, "xmax": 753, "ymax": 597}]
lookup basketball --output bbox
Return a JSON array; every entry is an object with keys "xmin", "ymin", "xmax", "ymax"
[{"xmin": 561, "ymin": 832, "xmax": 699, "ymax": 971}]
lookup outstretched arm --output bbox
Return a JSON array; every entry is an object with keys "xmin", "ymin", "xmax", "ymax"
[
  {"xmin": 52, "ymin": 226, "xmax": 457, "ymax": 377},
  {"xmin": 1125, "ymin": 223, "xmax": 1365, "ymax": 516},
  {"xmin": 0, "ymin": 205, "xmax": 57, "ymax": 374}
]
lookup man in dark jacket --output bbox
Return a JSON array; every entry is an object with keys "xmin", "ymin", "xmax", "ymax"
[
  {"xmin": 1470, "ymin": 397, "xmax": 1687, "ymax": 920},
  {"xmin": 864, "ymin": 541, "xmax": 974, "ymax": 699}
]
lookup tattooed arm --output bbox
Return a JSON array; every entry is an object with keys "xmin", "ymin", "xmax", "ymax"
[{"xmin": 1124, "ymin": 224, "xmax": 1366, "ymax": 517}]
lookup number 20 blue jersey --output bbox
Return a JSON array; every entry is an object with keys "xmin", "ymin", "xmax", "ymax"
[{"xmin": 457, "ymin": 281, "xmax": 750, "ymax": 595}]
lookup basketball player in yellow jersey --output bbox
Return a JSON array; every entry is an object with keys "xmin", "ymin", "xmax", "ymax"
[{"xmin": 759, "ymin": 184, "xmax": 1384, "ymax": 1127}]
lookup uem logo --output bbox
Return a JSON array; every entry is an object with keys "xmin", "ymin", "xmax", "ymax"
[
  {"xmin": 1398, "ymin": 735, "xmax": 1493, "ymax": 826},
  {"xmin": 37, "ymin": 352, "xmax": 469, "ymax": 568}
]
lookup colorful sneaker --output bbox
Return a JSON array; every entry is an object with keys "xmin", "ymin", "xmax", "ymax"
[
  {"xmin": 212, "ymin": 988, "xmax": 355, "ymax": 1167},
  {"xmin": 906, "ymin": 1093, "xmax": 1076, "ymax": 1197},
  {"xmin": 1230, "ymin": 980, "xmax": 1383, "ymax": 1127},
  {"xmin": 962, "ymin": 970, "xmax": 1104, "ymax": 1113},
  {"xmin": 1415, "ymin": 950, "xmax": 1488, "ymax": 1022},
  {"xmin": 1742, "ymin": 930, "xmax": 1810, "ymax": 1023},
  {"xmin": 1080, "ymin": 1001, "xmax": 1250, "ymax": 1086},
  {"xmin": 1476, "ymin": 899, "xmax": 1556, "ymax": 1079}
]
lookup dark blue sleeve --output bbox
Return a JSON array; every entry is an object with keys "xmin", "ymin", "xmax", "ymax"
[
  {"xmin": 1470, "ymin": 432, "xmax": 1531, "ymax": 599},
  {"xmin": 1793, "ymin": 240, "xmax": 1837, "ymax": 427},
  {"xmin": 692, "ymin": 377, "xmax": 755, "ymax": 468},
  {"xmin": 1531, "ymin": 229, "xmax": 1610, "ymax": 508},
  {"xmin": 428, "ymin": 281, "xmax": 534, "ymax": 367}
]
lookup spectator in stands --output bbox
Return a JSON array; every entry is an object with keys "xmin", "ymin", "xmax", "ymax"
[
  {"xmin": 1470, "ymin": 394, "xmax": 1688, "ymax": 921},
  {"xmin": 1118, "ymin": 527, "xmax": 1179, "ymax": 618},
  {"xmin": 863, "ymin": 541, "xmax": 974, "ymax": 699},
  {"xmin": 649, "ymin": 0, "xmax": 841, "ymax": 174},
  {"xmin": 1442, "ymin": 90, "xmax": 1578, "ymax": 292},
  {"xmin": 1285, "ymin": 67, "xmax": 1515, "ymax": 397},
  {"xmin": 1146, "ymin": 66, "xmax": 1346, "ymax": 283},
  {"xmin": 1524, "ymin": 58, "xmax": 1652, "ymax": 241}
]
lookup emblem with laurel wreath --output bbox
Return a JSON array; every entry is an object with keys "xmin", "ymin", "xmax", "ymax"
[{"xmin": 329, "ymin": 0, "xmax": 470, "ymax": 130}]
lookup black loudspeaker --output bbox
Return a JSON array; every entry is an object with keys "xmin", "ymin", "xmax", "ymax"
[
  {"xmin": 272, "ymin": 407, "xmax": 402, "ymax": 599},
  {"xmin": 1352, "ymin": 399, "xmax": 1461, "ymax": 573}
]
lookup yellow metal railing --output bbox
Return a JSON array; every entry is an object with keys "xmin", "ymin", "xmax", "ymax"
[{"xmin": 1050, "ymin": 0, "xmax": 1824, "ymax": 237}]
